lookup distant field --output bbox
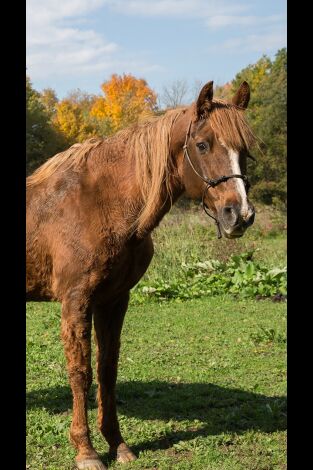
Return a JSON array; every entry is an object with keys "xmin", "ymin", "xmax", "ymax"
[
  {"xmin": 143, "ymin": 202, "xmax": 286, "ymax": 285},
  {"xmin": 26, "ymin": 204, "xmax": 286, "ymax": 469}
]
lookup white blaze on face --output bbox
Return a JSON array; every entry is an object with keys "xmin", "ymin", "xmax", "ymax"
[
  {"xmin": 228, "ymin": 148, "xmax": 249, "ymax": 217},
  {"xmin": 219, "ymin": 139, "xmax": 250, "ymax": 218}
]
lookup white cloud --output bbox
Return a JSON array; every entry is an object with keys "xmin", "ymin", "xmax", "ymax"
[
  {"xmin": 102, "ymin": 0, "xmax": 286, "ymax": 55},
  {"xmin": 102, "ymin": 1, "xmax": 286, "ymax": 57},
  {"xmin": 102, "ymin": 0, "xmax": 247, "ymax": 17},
  {"xmin": 206, "ymin": 13, "xmax": 285, "ymax": 29},
  {"xmin": 26, "ymin": 0, "xmax": 160, "ymax": 80},
  {"xmin": 200, "ymin": 6, "xmax": 286, "ymax": 55},
  {"xmin": 26, "ymin": 0, "xmax": 286, "ymax": 90},
  {"xmin": 27, "ymin": 0, "xmax": 105, "ymax": 25},
  {"xmin": 208, "ymin": 29, "xmax": 286, "ymax": 54},
  {"xmin": 244, "ymin": 31, "xmax": 287, "ymax": 53},
  {"xmin": 27, "ymin": 0, "xmax": 117, "ymax": 78}
]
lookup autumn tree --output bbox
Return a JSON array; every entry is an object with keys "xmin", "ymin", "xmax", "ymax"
[
  {"xmin": 40, "ymin": 88, "xmax": 58, "ymax": 118},
  {"xmin": 91, "ymin": 73, "xmax": 157, "ymax": 133},
  {"xmin": 53, "ymin": 90, "xmax": 99, "ymax": 144}
]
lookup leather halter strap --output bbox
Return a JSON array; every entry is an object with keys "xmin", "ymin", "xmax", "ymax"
[{"xmin": 182, "ymin": 120, "xmax": 250, "ymax": 239}]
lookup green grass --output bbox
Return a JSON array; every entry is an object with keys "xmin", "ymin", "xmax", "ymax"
[
  {"xmin": 143, "ymin": 202, "xmax": 286, "ymax": 285},
  {"xmin": 27, "ymin": 297, "xmax": 286, "ymax": 470},
  {"xmin": 26, "ymin": 204, "xmax": 286, "ymax": 469}
]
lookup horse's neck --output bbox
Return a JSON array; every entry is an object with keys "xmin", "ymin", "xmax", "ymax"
[
  {"xmin": 136, "ymin": 176, "xmax": 184, "ymax": 237},
  {"xmin": 92, "ymin": 111, "xmax": 190, "ymax": 239},
  {"xmin": 134, "ymin": 111, "xmax": 191, "ymax": 237}
]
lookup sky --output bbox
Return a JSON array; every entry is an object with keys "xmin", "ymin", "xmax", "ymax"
[{"xmin": 26, "ymin": 0, "xmax": 287, "ymax": 101}]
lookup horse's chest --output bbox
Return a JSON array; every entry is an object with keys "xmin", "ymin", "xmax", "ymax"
[
  {"xmin": 96, "ymin": 237, "xmax": 154, "ymax": 300},
  {"xmin": 116, "ymin": 237, "xmax": 154, "ymax": 288}
]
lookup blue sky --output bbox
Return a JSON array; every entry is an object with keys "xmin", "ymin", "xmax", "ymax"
[{"xmin": 26, "ymin": 0, "xmax": 286, "ymax": 102}]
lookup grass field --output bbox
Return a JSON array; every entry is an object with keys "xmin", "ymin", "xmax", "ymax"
[{"xmin": 26, "ymin": 204, "xmax": 286, "ymax": 470}]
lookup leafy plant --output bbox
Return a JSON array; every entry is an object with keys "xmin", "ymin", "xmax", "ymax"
[{"xmin": 132, "ymin": 251, "xmax": 287, "ymax": 302}]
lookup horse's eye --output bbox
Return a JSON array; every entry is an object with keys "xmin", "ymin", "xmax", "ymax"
[{"xmin": 196, "ymin": 142, "xmax": 207, "ymax": 151}]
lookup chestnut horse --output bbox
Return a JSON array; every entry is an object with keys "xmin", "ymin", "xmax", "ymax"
[{"xmin": 26, "ymin": 81, "xmax": 256, "ymax": 469}]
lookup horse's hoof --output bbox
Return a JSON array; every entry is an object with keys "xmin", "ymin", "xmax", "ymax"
[
  {"xmin": 115, "ymin": 443, "xmax": 137, "ymax": 463},
  {"xmin": 76, "ymin": 458, "xmax": 107, "ymax": 470}
]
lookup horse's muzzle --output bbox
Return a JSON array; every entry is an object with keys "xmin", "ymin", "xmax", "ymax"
[{"xmin": 218, "ymin": 203, "xmax": 255, "ymax": 238}]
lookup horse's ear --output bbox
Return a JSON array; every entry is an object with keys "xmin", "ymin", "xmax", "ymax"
[
  {"xmin": 196, "ymin": 81, "xmax": 214, "ymax": 118},
  {"xmin": 232, "ymin": 81, "xmax": 250, "ymax": 109}
]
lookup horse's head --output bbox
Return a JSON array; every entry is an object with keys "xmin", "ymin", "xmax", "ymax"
[{"xmin": 178, "ymin": 80, "xmax": 256, "ymax": 239}]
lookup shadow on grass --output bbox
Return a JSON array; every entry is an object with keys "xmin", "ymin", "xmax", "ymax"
[{"xmin": 27, "ymin": 380, "xmax": 286, "ymax": 457}]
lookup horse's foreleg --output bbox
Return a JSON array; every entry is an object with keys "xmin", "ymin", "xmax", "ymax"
[
  {"xmin": 94, "ymin": 293, "xmax": 136, "ymax": 463},
  {"xmin": 61, "ymin": 297, "xmax": 107, "ymax": 470}
]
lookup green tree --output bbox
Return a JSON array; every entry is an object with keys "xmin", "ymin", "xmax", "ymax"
[
  {"xmin": 231, "ymin": 50, "xmax": 287, "ymax": 205},
  {"xmin": 39, "ymin": 88, "xmax": 58, "ymax": 117},
  {"xmin": 26, "ymin": 77, "xmax": 66, "ymax": 175}
]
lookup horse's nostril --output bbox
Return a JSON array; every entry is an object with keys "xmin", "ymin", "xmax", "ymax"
[{"xmin": 222, "ymin": 206, "xmax": 239, "ymax": 227}]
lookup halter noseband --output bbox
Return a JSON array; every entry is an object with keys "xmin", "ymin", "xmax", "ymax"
[{"xmin": 183, "ymin": 120, "xmax": 250, "ymax": 239}]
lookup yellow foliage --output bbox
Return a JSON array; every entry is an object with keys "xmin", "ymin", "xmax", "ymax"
[
  {"xmin": 54, "ymin": 99, "xmax": 98, "ymax": 144},
  {"xmin": 91, "ymin": 73, "xmax": 157, "ymax": 132}
]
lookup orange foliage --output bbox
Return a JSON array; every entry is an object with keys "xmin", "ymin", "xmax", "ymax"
[{"xmin": 91, "ymin": 74, "xmax": 157, "ymax": 132}]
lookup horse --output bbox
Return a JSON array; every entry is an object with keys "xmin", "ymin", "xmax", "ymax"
[{"xmin": 26, "ymin": 80, "xmax": 257, "ymax": 470}]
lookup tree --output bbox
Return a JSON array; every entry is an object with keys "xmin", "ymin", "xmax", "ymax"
[
  {"xmin": 252, "ymin": 49, "xmax": 286, "ymax": 204},
  {"xmin": 231, "ymin": 55, "xmax": 272, "ymax": 131},
  {"xmin": 232, "ymin": 55, "xmax": 272, "ymax": 95},
  {"xmin": 230, "ymin": 50, "xmax": 287, "ymax": 205},
  {"xmin": 53, "ymin": 90, "xmax": 99, "ymax": 144},
  {"xmin": 91, "ymin": 73, "xmax": 157, "ymax": 133},
  {"xmin": 26, "ymin": 77, "xmax": 66, "ymax": 175},
  {"xmin": 39, "ymin": 88, "xmax": 58, "ymax": 118},
  {"xmin": 161, "ymin": 79, "xmax": 189, "ymax": 108},
  {"xmin": 214, "ymin": 82, "xmax": 232, "ymax": 101}
]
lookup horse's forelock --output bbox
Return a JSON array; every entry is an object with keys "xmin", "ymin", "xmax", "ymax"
[{"xmin": 199, "ymin": 99, "xmax": 258, "ymax": 151}]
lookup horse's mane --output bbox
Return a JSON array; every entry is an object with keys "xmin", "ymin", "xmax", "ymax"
[
  {"xmin": 26, "ymin": 138, "xmax": 103, "ymax": 188},
  {"xmin": 26, "ymin": 100, "xmax": 257, "ymax": 231},
  {"xmin": 121, "ymin": 108, "xmax": 186, "ymax": 231}
]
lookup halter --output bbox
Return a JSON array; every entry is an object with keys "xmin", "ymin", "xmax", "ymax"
[{"xmin": 183, "ymin": 120, "xmax": 250, "ymax": 239}]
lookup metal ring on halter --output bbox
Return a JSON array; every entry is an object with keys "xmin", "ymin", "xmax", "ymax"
[{"xmin": 183, "ymin": 120, "xmax": 251, "ymax": 239}]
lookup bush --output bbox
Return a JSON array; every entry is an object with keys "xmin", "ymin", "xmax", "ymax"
[
  {"xmin": 132, "ymin": 251, "xmax": 287, "ymax": 303},
  {"xmin": 250, "ymin": 181, "xmax": 286, "ymax": 206}
]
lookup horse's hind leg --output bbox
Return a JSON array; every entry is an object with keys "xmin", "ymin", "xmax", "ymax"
[
  {"xmin": 94, "ymin": 292, "xmax": 136, "ymax": 463},
  {"xmin": 61, "ymin": 295, "xmax": 107, "ymax": 470}
]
